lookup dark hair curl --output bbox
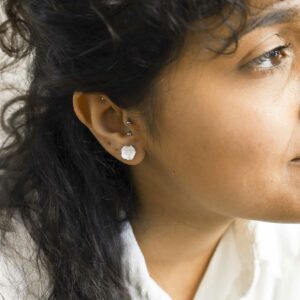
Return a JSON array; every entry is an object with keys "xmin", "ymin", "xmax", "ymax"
[{"xmin": 0, "ymin": 0, "xmax": 249, "ymax": 299}]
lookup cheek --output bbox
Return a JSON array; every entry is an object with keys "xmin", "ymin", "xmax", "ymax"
[{"xmin": 160, "ymin": 84, "xmax": 294, "ymax": 216}]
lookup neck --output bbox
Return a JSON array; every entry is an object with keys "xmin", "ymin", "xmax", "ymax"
[{"xmin": 129, "ymin": 206, "xmax": 234, "ymax": 300}]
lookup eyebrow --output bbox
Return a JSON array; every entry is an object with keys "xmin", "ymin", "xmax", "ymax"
[{"xmin": 241, "ymin": 6, "xmax": 300, "ymax": 36}]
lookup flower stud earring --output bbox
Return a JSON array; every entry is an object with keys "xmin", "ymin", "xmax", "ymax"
[{"xmin": 121, "ymin": 145, "xmax": 136, "ymax": 160}]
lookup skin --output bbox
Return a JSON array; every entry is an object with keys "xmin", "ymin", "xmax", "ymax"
[{"xmin": 73, "ymin": 0, "xmax": 300, "ymax": 299}]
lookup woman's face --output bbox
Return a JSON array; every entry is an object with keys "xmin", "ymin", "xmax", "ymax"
[{"xmin": 131, "ymin": 0, "xmax": 300, "ymax": 223}]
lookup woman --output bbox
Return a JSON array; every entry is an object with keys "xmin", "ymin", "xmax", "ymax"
[{"xmin": 1, "ymin": 0, "xmax": 300, "ymax": 299}]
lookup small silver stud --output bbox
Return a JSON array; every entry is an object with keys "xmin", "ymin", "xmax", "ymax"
[{"xmin": 126, "ymin": 131, "xmax": 133, "ymax": 136}]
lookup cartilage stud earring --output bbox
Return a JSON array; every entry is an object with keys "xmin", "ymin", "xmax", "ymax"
[{"xmin": 121, "ymin": 145, "xmax": 136, "ymax": 160}]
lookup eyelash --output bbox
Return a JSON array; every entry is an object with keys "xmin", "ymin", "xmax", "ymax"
[{"xmin": 246, "ymin": 42, "xmax": 292, "ymax": 76}]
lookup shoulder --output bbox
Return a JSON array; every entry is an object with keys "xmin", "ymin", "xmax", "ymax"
[{"xmin": 0, "ymin": 213, "xmax": 50, "ymax": 300}]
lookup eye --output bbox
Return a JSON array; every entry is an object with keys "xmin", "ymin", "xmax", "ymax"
[{"xmin": 242, "ymin": 42, "xmax": 293, "ymax": 75}]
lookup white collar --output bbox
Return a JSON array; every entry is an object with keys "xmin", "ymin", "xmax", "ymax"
[
  {"xmin": 119, "ymin": 218, "xmax": 283, "ymax": 300},
  {"xmin": 119, "ymin": 220, "xmax": 173, "ymax": 299},
  {"xmin": 193, "ymin": 218, "xmax": 256, "ymax": 300}
]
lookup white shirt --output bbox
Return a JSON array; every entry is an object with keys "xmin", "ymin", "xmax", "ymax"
[
  {"xmin": 119, "ymin": 218, "xmax": 300, "ymax": 300},
  {"xmin": 1, "ymin": 215, "xmax": 300, "ymax": 299}
]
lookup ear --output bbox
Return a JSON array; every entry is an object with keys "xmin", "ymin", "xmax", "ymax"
[{"xmin": 72, "ymin": 91, "xmax": 146, "ymax": 165}]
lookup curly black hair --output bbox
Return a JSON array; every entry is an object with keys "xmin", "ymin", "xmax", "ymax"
[{"xmin": 0, "ymin": 0, "xmax": 249, "ymax": 299}]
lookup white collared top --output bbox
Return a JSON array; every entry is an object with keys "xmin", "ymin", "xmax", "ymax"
[
  {"xmin": 119, "ymin": 218, "xmax": 300, "ymax": 300},
  {"xmin": 1, "ymin": 215, "xmax": 300, "ymax": 299}
]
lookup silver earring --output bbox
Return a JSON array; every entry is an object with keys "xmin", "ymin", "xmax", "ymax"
[
  {"xmin": 124, "ymin": 119, "xmax": 133, "ymax": 136},
  {"xmin": 121, "ymin": 145, "xmax": 136, "ymax": 160},
  {"xmin": 100, "ymin": 96, "xmax": 105, "ymax": 102}
]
